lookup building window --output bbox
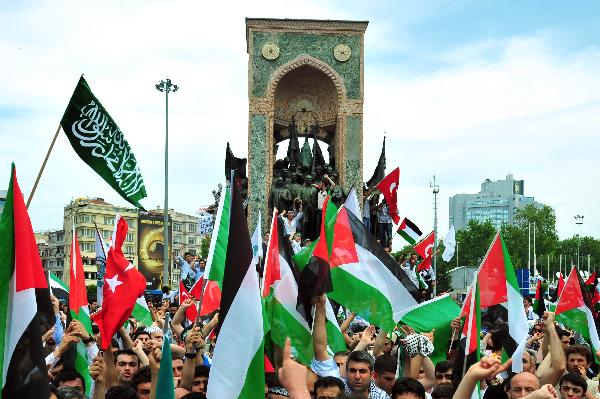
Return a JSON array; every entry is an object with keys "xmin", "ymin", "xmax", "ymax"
[
  {"xmin": 102, "ymin": 230, "xmax": 110, "ymax": 239},
  {"xmin": 125, "ymin": 219, "xmax": 134, "ymax": 228},
  {"xmin": 174, "ymin": 223, "xmax": 182, "ymax": 232},
  {"xmin": 188, "ymin": 237, "xmax": 196, "ymax": 245},
  {"xmin": 173, "ymin": 236, "xmax": 182, "ymax": 244},
  {"xmin": 189, "ymin": 249, "xmax": 196, "ymax": 256},
  {"xmin": 78, "ymin": 214, "xmax": 92, "ymax": 223},
  {"xmin": 104, "ymin": 217, "xmax": 114, "ymax": 226},
  {"xmin": 80, "ymin": 242, "xmax": 95, "ymax": 252},
  {"xmin": 125, "ymin": 246, "xmax": 135, "ymax": 255},
  {"xmin": 187, "ymin": 224, "xmax": 197, "ymax": 233},
  {"xmin": 126, "ymin": 232, "xmax": 135, "ymax": 242}
]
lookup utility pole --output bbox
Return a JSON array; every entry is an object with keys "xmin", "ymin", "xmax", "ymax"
[
  {"xmin": 430, "ymin": 175, "xmax": 439, "ymax": 297},
  {"xmin": 155, "ymin": 78, "xmax": 179, "ymax": 287},
  {"xmin": 575, "ymin": 215, "xmax": 584, "ymax": 270},
  {"xmin": 528, "ymin": 222, "xmax": 531, "ymax": 276}
]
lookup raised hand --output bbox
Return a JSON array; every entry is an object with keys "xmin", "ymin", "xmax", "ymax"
[
  {"xmin": 465, "ymin": 357, "xmax": 512, "ymax": 382},
  {"xmin": 278, "ymin": 338, "xmax": 310, "ymax": 398},
  {"xmin": 89, "ymin": 354, "xmax": 106, "ymax": 383}
]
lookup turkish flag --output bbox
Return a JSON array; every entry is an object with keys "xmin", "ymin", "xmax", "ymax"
[
  {"xmin": 414, "ymin": 231, "xmax": 435, "ymax": 259},
  {"xmin": 179, "ymin": 280, "xmax": 198, "ymax": 323},
  {"xmin": 376, "ymin": 167, "xmax": 400, "ymax": 224},
  {"xmin": 91, "ymin": 216, "xmax": 146, "ymax": 350}
]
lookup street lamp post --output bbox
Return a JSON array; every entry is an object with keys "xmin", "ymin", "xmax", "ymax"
[
  {"xmin": 575, "ymin": 215, "xmax": 584, "ymax": 270},
  {"xmin": 430, "ymin": 176, "xmax": 439, "ymax": 297},
  {"xmin": 155, "ymin": 78, "xmax": 179, "ymax": 287}
]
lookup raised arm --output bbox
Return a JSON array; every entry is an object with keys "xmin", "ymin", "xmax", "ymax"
[
  {"xmin": 313, "ymin": 295, "xmax": 329, "ymax": 361},
  {"xmin": 453, "ymin": 357, "xmax": 511, "ymax": 399},
  {"xmin": 537, "ymin": 312, "xmax": 566, "ymax": 386}
]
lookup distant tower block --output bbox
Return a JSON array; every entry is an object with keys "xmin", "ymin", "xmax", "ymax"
[{"xmin": 245, "ymin": 18, "xmax": 368, "ymax": 230}]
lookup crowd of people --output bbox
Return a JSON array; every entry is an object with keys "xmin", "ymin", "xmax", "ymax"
[{"xmin": 41, "ymin": 244, "xmax": 600, "ymax": 399}]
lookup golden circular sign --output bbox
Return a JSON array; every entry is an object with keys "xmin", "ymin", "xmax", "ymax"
[
  {"xmin": 262, "ymin": 42, "xmax": 280, "ymax": 60},
  {"xmin": 334, "ymin": 43, "xmax": 351, "ymax": 62}
]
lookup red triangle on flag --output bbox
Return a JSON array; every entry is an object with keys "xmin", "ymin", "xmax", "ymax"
[
  {"xmin": 69, "ymin": 231, "xmax": 89, "ymax": 313},
  {"xmin": 329, "ymin": 208, "xmax": 359, "ymax": 268},
  {"xmin": 262, "ymin": 211, "xmax": 282, "ymax": 298},
  {"xmin": 476, "ymin": 234, "xmax": 508, "ymax": 308},
  {"xmin": 556, "ymin": 268, "xmax": 586, "ymax": 314}
]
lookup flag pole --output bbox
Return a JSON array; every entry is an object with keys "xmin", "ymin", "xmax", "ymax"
[
  {"xmin": 194, "ymin": 278, "xmax": 209, "ymax": 326},
  {"xmin": 26, "ymin": 123, "xmax": 62, "ymax": 208}
]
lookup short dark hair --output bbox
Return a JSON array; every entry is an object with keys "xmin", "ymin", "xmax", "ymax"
[
  {"xmin": 559, "ymin": 372, "xmax": 587, "ymax": 394},
  {"xmin": 114, "ymin": 349, "xmax": 140, "ymax": 364},
  {"xmin": 523, "ymin": 296, "xmax": 532, "ymax": 304},
  {"xmin": 133, "ymin": 327, "xmax": 151, "ymax": 341},
  {"xmin": 52, "ymin": 369, "xmax": 85, "ymax": 393},
  {"xmin": 374, "ymin": 353, "xmax": 397, "ymax": 374},
  {"xmin": 565, "ymin": 344, "xmax": 592, "ymax": 364},
  {"xmin": 392, "ymin": 377, "xmax": 425, "ymax": 399},
  {"xmin": 194, "ymin": 365, "xmax": 210, "ymax": 378},
  {"xmin": 347, "ymin": 350, "xmax": 374, "ymax": 372},
  {"xmin": 333, "ymin": 351, "xmax": 349, "ymax": 358},
  {"xmin": 435, "ymin": 360, "xmax": 454, "ymax": 375},
  {"xmin": 314, "ymin": 376, "xmax": 344, "ymax": 393},
  {"xmin": 184, "ymin": 252, "xmax": 192, "ymax": 257},
  {"xmin": 105, "ymin": 385, "xmax": 138, "ymax": 399},
  {"xmin": 432, "ymin": 383, "xmax": 455, "ymax": 399},
  {"xmin": 132, "ymin": 366, "xmax": 152, "ymax": 390}
]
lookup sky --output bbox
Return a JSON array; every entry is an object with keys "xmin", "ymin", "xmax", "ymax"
[{"xmin": 1, "ymin": 0, "xmax": 598, "ymax": 242}]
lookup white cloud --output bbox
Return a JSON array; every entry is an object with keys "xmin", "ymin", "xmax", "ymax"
[{"xmin": 1, "ymin": 1, "xmax": 598, "ymax": 245}]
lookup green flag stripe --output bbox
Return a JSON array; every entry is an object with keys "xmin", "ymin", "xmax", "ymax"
[
  {"xmin": 238, "ymin": 343, "xmax": 265, "ymax": 399},
  {"xmin": 329, "ymin": 267, "xmax": 397, "ymax": 331},
  {"xmin": 500, "ymin": 234, "xmax": 520, "ymax": 292},
  {"xmin": 206, "ymin": 187, "xmax": 230, "ymax": 288},
  {"xmin": 0, "ymin": 167, "xmax": 14, "ymax": 390},
  {"xmin": 267, "ymin": 298, "xmax": 314, "ymax": 365}
]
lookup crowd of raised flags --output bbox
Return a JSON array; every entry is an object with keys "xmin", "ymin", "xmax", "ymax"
[{"xmin": 2, "ymin": 76, "xmax": 600, "ymax": 399}]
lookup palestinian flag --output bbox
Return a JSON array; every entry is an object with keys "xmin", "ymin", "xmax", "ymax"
[
  {"xmin": 399, "ymin": 294, "xmax": 460, "ymax": 364},
  {"xmin": 533, "ymin": 279, "xmax": 546, "ymax": 318},
  {"xmin": 0, "ymin": 164, "xmax": 54, "ymax": 398},
  {"xmin": 207, "ymin": 176, "xmax": 264, "ymax": 398},
  {"xmin": 155, "ymin": 327, "xmax": 174, "ymax": 398},
  {"xmin": 49, "ymin": 272, "xmax": 69, "ymax": 303},
  {"xmin": 556, "ymin": 267, "xmax": 600, "ymax": 357},
  {"xmin": 179, "ymin": 280, "xmax": 198, "ymax": 324},
  {"xmin": 462, "ymin": 276, "xmax": 481, "ymax": 399},
  {"xmin": 131, "ymin": 296, "xmax": 153, "ymax": 327},
  {"xmin": 397, "ymin": 217, "xmax": 422, "ymax": 245},
  {"xmin": 328, "ymin": 206, "xmax": 420, "ymax": 331},
  {"xmin": 68, "ymin": 223, "xmax": 93, "ymax": 397},
  {"xmin": 557, "ymin": 273, "xmax": 565, "ymax": 298},
  {"xmin": 263, "ymin": 211, "xmax": 313, "ymax": 365},
  {"xmin": 461, "ymin": 233, "xmax": 529, "ymax": 372},
  {"xmin": 200, "ymin": 185, "xmax": 230, "ymax": 316},
  {"xmin": 297, "ymin": 196, "xmax": 336, "ymax": 318}
]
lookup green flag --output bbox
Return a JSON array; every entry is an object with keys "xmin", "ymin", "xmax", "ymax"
[
  {"xmin": 155, "ymin": 334, "xmax": 174, "ymax": 398},
  {"xmin": 399, "ymin": 294, "xmax": 460, "ymax": 364},
  {"xmin": 61, "ymin": 76, "xmax": 147, "ymax": 208}
]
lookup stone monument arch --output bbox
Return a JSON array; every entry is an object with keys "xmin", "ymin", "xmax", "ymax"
[{"xmin": 246, "ymin": 18, "xmax": 368, "ymax": 230}]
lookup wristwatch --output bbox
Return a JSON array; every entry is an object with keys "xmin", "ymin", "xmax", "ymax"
[
  {"xmin": 82, "ymin": 336, "xmax": 95, "ymax": 344},
  {"xmin": 185, "ymin": 352, "xmax": 197, "ymax": 359}
]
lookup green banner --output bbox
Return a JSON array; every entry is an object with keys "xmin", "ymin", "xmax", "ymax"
[{"xmin": 61, "ymin": 76, "xmax": 147, "ymax": 208}]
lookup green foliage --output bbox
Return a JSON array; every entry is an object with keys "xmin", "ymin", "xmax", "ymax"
[
  {"xmin": 200, "ymin": 234, "xmax": 211, "ymax": 260},
  {"xmin": 86, "ymin": 285, "xmax": 97, "ymax": 304},
  {"xmin": 456, "ymin": 220, "xmax": 497, "ymax": 267}
]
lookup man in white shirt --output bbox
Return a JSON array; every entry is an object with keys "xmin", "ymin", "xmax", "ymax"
[{"xmin": 282, "ymin": 204, "xmax": 303, "ymax": 236}]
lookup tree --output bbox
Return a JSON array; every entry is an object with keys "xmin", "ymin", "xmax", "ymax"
[
  {"xmin": 556, "ymin": 236, "xmax": 600, "ymax": 271},
  {"xmin": 455, "ymin": 220, "xmax": 496, "ymax": 267},
  {"xmin": 86, "ymin": 285, "xmax": 97, "ymax": 304},
  {"xmin": 200, "ymin": 234, "xmax": 211, "ymax": 259},
  {"xmin": 502, "ymin": 204, "xmax": 559, "ymax": 270}
]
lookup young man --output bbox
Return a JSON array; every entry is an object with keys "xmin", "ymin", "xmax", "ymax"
[
  {"xmin": 114, "ymin": 349, "xmax": 140, "ymax": 383},
  {"xmin": 132, "ymin": 366, "xmax": 152, "ymax": 399},
  {"xmin": 344, "ymin": 350, "xmax": 389, "ymax": 398},
  {"xmin": 314, "ymin": 376, "xmax": 345, "ymax": 399},
  {"xmin": 52, "ymin": 370, "xmax": 86, "ymax": 395},
  {"xmin": 564, "ymin": 345, "xmax": 600, "ymax": 397},
  {"xmin": 434, "ymin": 361, "xmax": 453, "ymax": 387},
  {"xmin": 559, "ymin": 372, "xmax": 587, "ymax": 399},
  {"xmin": 373, "ymin": 353, "xmax": 397, "ymax": 394},
  {"xmin": 192, "ymin": 365, "xmax": 210, "ymax": 394},
  {"xmin": 391, "ymin": 377, "xmax": 425, "ymax": 399}
]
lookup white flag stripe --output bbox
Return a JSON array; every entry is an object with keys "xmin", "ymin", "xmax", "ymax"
[{"xmin": 206, "ymin": 259, "xmax": 263, "ymax": 398}]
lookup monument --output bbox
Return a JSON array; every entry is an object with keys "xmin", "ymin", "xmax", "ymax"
[{"xmin": 245, "ymin": 18, "xmax": 368, "ymax": 233}]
